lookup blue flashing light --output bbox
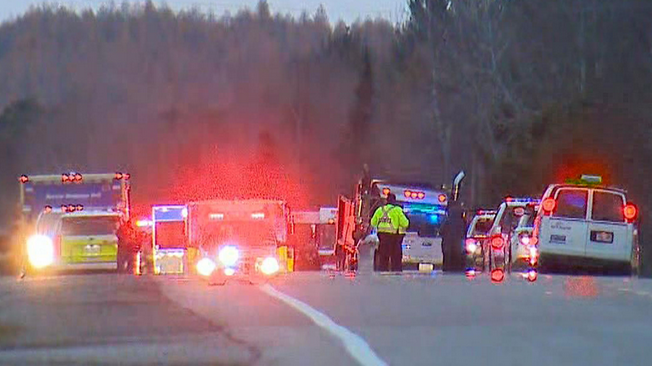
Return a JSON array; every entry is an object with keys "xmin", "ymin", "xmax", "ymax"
[{"xmin": 429, "ymin": 214, "xmax": 442, "ymax": 224}]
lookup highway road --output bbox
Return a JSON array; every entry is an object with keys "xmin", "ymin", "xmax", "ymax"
[{"xmin": 1, "ymin": 270, "xmax": 652, "ymax": 366}]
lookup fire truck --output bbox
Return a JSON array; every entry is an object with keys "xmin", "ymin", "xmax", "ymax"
[
  {"xmin": 18, "ymin": 172, "xmax": 131, "ymax": 272},
  {"xmin": 335, "ymin": 172, "xmax": 465, "ymax": 272},
  {"xmin": 188, "ymin": 199, "xmax": 295, "ymax": 284}
]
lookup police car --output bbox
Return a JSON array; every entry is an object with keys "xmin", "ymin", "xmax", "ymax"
[
  {"xmin": 477, "ymin": 197, "xmax": 539, "ymax": 269},
  {"xmin": 465, "ymin": 210, "xmax": 496, "ymax": 270},
  {"xmin": 533, "ymin": 175, "xmax": 640, "ymax": 274},
  {"xmin": 509, "ymin": 204, "xmax": 539, "ymax": 268}
]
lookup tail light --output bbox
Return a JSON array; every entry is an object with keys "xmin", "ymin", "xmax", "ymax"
[
  {"xmin": 542, "ymin": 198, "xmax": 556, "ymax": 214},
  {"xmin": 624, "ymin": 204, "xmax": 638, "ymax": 222},
  {"xmin": 491, "ymin": 268, "xmax": 505, "ymax": 283},
  {"xmin": 491, "ymin": 235, "xmax": 504, "ymax": 250},
  {"xmin": 19, "ymin": 175, "xmax": 29, "ymax": 184}
]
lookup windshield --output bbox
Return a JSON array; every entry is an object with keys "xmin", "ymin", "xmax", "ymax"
[
  {"xmin": 197, "ymin": 220, "xmax": 280, "ymax": 251},
  {"xmin": 403, "ymin": 202, "xmax": 446, "ymax": 238},
  {"xmin": 61, "ymin": 216, "xmax": 118, "ymax": 236},
  {"xmin": 471, "ymin": 217, "xmax": 494, "ymax": 236}
]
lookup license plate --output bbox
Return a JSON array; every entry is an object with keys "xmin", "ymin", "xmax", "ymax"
[
  {"xmin": 591, "ymin": 231, "xmax": 614, "ymax": 243},
  {"xmin": 550, "ymin": 235, "xmax": 566, "ymax": 244},
  {"xmin": 85, "ymin": 245, "xmax": 101, "ymax": 256},
  {"xmin": 418, "ymin": 263, "xmax": 434, "ymax": 272}
]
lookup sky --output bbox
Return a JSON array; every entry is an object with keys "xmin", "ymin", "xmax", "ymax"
[{"xmin": 0, "ymin": 0, "xmax": 409, "ymax": 25}]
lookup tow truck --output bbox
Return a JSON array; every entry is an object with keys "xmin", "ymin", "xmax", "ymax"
[
  {"xmin": 335, "ymin": 172, "xmax": 465, "ymax": 272},
  {"xmin": 19, "ymin": 172, "xmax": 131, "ymax": 273},
  {"xmin": 188, "ymin": 199, "xmax": 295, "ymax": 284}
]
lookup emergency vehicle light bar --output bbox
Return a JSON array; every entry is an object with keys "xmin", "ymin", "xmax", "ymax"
[
  {"xmin": 19, "ymin": 175, "xmax": 29, "ymax": 184},
  {"xmin": 61, "ymin": 172, "xmax": 83, "ymax": 183},
  {"xmin": 504, "ymin": 197, "xmax": 540, "ymax": 204},
  {"xmin": 61, "ymin": 204, "xmax": 84, "ymax": 213},
  {"xmin": 114, "ymin": 172, "xmax": 131, "ymax": 180}
]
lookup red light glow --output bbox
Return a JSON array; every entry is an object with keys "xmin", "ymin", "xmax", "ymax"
[
  {"xmin": 491, "ymin": 236, "xmax": 504, "ymax": 250},
  {"xmin": 624, "ymin": 204, "xmax": 637, "ymax": 220},
  {"xmin": 491, "ymin": 269, "xmax": 505, "ymax": 283},
  {"xmin": 19, "ymin": 175, "xmax": 29, "ymax": 184},
  {"xmin": 115, "ymin": 172, "xmax": 123, "ymax": 180},
  {"xmin": 438, "ymin": 194, "xmax": 447, "ymax": 203},
  {"xmin": 542, "ymin": 198, "xmax": 556, "ymax": 213},
  {"xmin": 62, "ymin": 174, "xmax": 69, "ymax": 182},
  {"xmin": 417, "ymin": 192, "xmax": 425, "ymax": 199},
  {"xmin": 404, "ymin": 190, "xmax": 412, "ymax": 198}
]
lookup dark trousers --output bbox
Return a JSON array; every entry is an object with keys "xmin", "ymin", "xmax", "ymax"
[{"xmin": 377, "ymin": 233, "xmax": 404, "ymax": 272}]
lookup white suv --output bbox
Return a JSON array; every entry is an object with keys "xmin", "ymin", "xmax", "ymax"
[{"xmin": 533, "ymin": 176, "xmax": 640, "ymax": 274}]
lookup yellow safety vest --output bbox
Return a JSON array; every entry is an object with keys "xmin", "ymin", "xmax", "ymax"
[{"xmin": 371, "ymin": 204, "xmax": 409, "ymax": 234}]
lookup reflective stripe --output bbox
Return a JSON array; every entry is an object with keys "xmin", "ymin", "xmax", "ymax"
[{"xmin": 377, "ymin": 206, "xmax": 397, "ymax": 233}]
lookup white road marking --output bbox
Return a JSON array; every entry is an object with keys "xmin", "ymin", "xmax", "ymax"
[{"xmin": 260, "ymin": 284, "xmax": 388, "ymax": 366}]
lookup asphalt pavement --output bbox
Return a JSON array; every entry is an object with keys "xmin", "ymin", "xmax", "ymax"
[{"xmin": 1, "ymin": 270, "xmax": 652, "ymax": 366}]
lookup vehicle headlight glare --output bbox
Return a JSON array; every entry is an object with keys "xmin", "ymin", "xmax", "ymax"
[
  {"xmin": 218, "ymin": 246, "xmax": 239, "ymax": 266},
  {"xmin": 261, "ymin": 257, "xmax": 280, "ymax": 275},
  {"xmin": 196, "ymin": 258, "xmax": 216, "ymax": 277},
  {"xmin": 27, "ymin": 235, "xmax": 54, "ymax": 269}
]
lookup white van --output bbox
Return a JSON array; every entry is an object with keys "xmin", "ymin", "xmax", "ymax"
[{"xmin": 533, "ymin": 176, "xmax": 640, "ymax": 274}]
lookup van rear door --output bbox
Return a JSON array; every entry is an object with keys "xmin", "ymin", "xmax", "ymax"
[
  {"xmin": 585, "ymin": 190, "xmax": 631, "ymax": 262},
  {"xmin": 539, "ymin": 188, "xmax": 589, "ymax": 257}
]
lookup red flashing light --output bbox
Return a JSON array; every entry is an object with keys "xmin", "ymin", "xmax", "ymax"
[
  {"xmin": 74, "ymin": 173, "xmax": 83, "ymax": 181},
  {"xmin": 417, "ymin": 192, "xmax": 425, "ymax": 199},
  {"xmin": 76, "ymin": 205, "xmax": 84, "ymax": 211},
  {"xmin": 505, "ymin": 196, "xmax": 513, "ymax": 203},
  {"xmin": 115, "ymin": 172, "xmax": 124, "ymax": 180},
  {"xmin": 624, "ymin": 204, "xmax": 638, "ymax": 221},
  {"xmin": 68, "ymin": 204, "xmax": 75, "ymax": 212},
  {"xmin": 491, "ymin": 268, "xmax": 505, "ymax": 283},
  {"xmin": 62, "ymin": 174, "xmax": 69, "ymax": 183},
  {"xmin": 124, "ymin": 173, "xmax": 130, "ymax": 180},
  {"xmin": 19, "ymin": 175, "xmax": 29, "ymax": 184},
  {"xmin": 542, "ymin": 198, "xmax": 556, "ymax": 213},
  {"xmin": 411, "ymin": 191, "xmax": 419, "ymax": 199},
  {"xmin": 404, "ymin": 190, "xmax": 411, "ymax": 198},
  {"xmin": 61, "ymin": 205, "xmax": 67, "ymax": 212},
  {"xmin": 527, "ymin": 270, "xmax": 538, "ymax": 282},
  {"xmin": 438, "ymin": 194, "xmax": 447, "ymax": 203},
  {"xmin": 491, "ymin": 235, "xmax": 505, "ymax": 250},
  {"xmin": 382, "ymin": 188, "xmax": 391, "ymax": 196},
  {"xmin": 44, "ymin": 205, "xmax": 52, "ymax": 213}
]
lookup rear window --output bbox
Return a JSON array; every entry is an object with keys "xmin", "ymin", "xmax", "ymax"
[
  {"xmin": 554, "ymin": 189, "xmax": 588, "ymax": 219},
  {"xmin": 592, "ymin": 191, "xmax": 625, "ymax": 222},
  {"xmin": 62, "ymin": 216, "xmax": 119, "ymax": 236},
  {"xmin": 472, "ymin": 217, "xmax": 493, "ymax": 236}
]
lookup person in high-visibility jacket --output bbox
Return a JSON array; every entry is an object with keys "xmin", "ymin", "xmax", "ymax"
[{"xmin": 370, "ymin": 193, "xmax": 409, "ymax": 272}]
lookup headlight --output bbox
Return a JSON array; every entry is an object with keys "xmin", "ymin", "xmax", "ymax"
[
  {"xmin": 27, "ymin": 235, "xmax": 54, "ymax": 269},
  {"xmin": 218, "ymin": 246, "xmax": 239, "ymax": 266},
  {"xmin": 260, "ymin": 257, "xmax": 280, "ymax": 275},
  {"xmin": 465, "ymin": 239, "xmax": 478, "ymax": 254},
  {"xmin": 196, "ymin": 258, "xmax": 216, "ymax": 277}
]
